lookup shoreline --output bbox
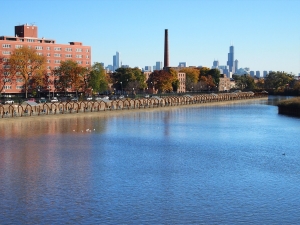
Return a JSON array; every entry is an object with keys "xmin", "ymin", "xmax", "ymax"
[{"xmin": 0, "ymin": 97, "xmax": 268, "ymax": 123}]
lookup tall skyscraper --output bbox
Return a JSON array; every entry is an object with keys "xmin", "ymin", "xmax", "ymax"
[
  {"xmin": 113, "ymin": 51, "xmax": 120, "ymax": 71},
  {"xmin": 164, "ymin": 29, "xmax": 169, "ymax": 68},
  {"xmin": 156, "ymin": 61, "xmax": 162, "ymax": 70},
  {"xmin": 227, "ymin": 45, "xmax": 235, "ymax": 74}
]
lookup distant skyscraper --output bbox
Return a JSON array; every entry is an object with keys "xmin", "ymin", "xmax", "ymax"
[
  {"xmin": 250, "ymin": 71, "xmax": 255, "ymax": 77},
  {"xmin": 227, "ymin": 45, "xmax": 235, "ymax": 74},
  {"xmin": 256, "ymin": 71, "xmax": 260, "ymax": 77},
  {"xmin": 156, "ymin": 61, "xmax": 162, "ymax": 70},
  {"xmin": 263, "ymin": 71, "xmax": 268, "ymax": 77},
  {"xmin": 234, "ymin": 59, "xmax": 238, "ymax": 74},
  {"xmin": 213, "ymin": 60, "xmax": 219, "ymax": 67},
  {"xmin": 144, "ymin": 66, "xmax": 152, "ymax": 72},
  {"xmin": 178, "ymin": 62, "xmax": 186, "ymax": 67},
  {"xmin": 113, "ymin": 51, "xmax": 120, "ymax": 71}
]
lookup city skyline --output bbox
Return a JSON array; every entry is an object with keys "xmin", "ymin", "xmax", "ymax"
[{"xmin": 1, "ymin": 0, "xmax": 299, "ymax": 75}]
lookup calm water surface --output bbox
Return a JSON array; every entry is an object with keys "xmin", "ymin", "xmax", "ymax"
[{"xmin": 1, "ymin": 96, "xmax": 300, "ymax": 224}]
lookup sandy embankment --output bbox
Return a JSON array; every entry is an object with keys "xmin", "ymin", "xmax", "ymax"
[{"xmin": 0, "ymin": 97, "xmax": 267, "ymax": 123}]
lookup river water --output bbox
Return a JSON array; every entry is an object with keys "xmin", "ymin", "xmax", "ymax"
[{"xmin": 1, "ymin": 96, "xmax": 300, "ymax": 224}]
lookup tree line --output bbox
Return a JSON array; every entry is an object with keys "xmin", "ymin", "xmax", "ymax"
[{"xmin": 1, "ymin": 46, "xmax": 299, "ymax": 97}]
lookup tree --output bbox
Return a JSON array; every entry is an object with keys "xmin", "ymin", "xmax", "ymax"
[
  {"xmin": 53, "ymin": 60, "xmax": 89, "ymax": 96},
  {"xmin": 113, "ymin": 67, "xmax": 146, "ymax": 91},
  {"xmin": 199, "ymin": 67, "xmax": 210, "ymax": 78},
  {"xmin": 180, "ymin": 67, "xmax": 199, "ymax": 91},
  {"xmin": 148, "ymin": 70, "xmax": 176, "ymax": 93},
  {"xmin": 207, "ymin": 68, "xmax": 221, "ymax": 85},
  {"xmin": 264, "ymin": 71, "xmax": 294, "ymax": 91},
  {"xmin": 168, "ymin": 68, "xmax": 180, "ymax": 92},
  {"xmin": 8, "ymin": 46, "xmax": 46, "ymax": 98},
  {"xmin": 88, "ymin": 62, "xmax": 109, "ymax": 94},
  {"xmin": 233, "ymin": 74, "xmax": 255, "ymax": 90}
]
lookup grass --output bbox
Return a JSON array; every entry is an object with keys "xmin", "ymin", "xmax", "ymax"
[{"xmin": 277, "ymin": 97, "xmax": 300, "ymax": 109}]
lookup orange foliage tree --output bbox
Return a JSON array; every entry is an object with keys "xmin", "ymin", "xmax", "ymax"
[{"xmin": 8, "ymin": 46, "xmax": 47, "ymax": 98}]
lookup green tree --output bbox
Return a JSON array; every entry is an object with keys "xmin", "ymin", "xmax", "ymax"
[
  {"xmin": 207, "ymin": 68, "xmax": 221, "ymax": 86},
  {"xmin": 113, "ymin": 67, "xmax": 146, "ymax": 91},
  {"xmin": 233, "ymin": 74, "xmax": 255, "ymax": 90},
  {"xmin": 264, "ymin": 71, "xmax": 294, "ymax": 91},
  {"xmin": 88, "ymin": 62, "xmax": 108, "ymax": 93},
  {"xmin": 8, "ymin": 46, "xmax": 46, "ymax": 98}
]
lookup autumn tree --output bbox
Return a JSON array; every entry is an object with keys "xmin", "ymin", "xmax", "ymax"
[
  {"xmin": 168, "ymin": 68, "xmax": 180, "ymax": 92},
  {"xmin": 53, "ymin": 60, "xmax": 89, "ymax": 96},
  {"xmin": 180, "ymin": 67, "xmax": 199, "ymax": 91},
  {"xmin": 148, "ymin": 70, "xmax": 176, "ymax": 93},
  {"xmin": 88, "ymin": 62, "xmax": 109, "ymax": 94},
  {"xmin": 8, "ymin": 46, "xmax": 46, "ymax": 98}
]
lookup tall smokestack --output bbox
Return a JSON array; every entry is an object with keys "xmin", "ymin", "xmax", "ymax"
[{"xmin": 164, "ymin": 29, "xmax": 169, "ymax": 68}]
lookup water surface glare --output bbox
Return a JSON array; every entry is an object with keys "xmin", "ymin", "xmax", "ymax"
[{"xmin": 1, "ymin": 97, "xmax": 300, "ymax": 224}]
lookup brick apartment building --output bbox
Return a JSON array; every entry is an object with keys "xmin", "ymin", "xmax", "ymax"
[{"xmin": 0, "ymin": 24, "xmax": 91, "ymax": 96}]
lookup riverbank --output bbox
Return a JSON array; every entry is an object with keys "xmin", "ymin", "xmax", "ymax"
[
  {"xmin": 0, "ymin": 96, "xmax": 267, "ymax": 123},
  {"xmin": 277, "ymin": 97, "xmax": 300, "ymax": 117}
]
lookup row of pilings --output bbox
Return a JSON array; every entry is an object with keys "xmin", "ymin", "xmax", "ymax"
[{"xmin": 0, "ymin": 92, "xmax": 266, "ymax": 118}]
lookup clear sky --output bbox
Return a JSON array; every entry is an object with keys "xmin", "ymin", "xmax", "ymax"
[{"xmin": 1, "ymin": 0, "xmax": 299, "ymax": 75}]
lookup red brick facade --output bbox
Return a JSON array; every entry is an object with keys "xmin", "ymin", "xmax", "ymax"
[{"xmin": 0, "ymin": 24, "xmax": 91, "ymax": 95}]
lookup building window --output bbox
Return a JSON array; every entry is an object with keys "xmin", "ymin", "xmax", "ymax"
[
  {"xmin": 65, "ymin": 48, "xmax": 72, "ymax": 52},
  {"xmin": 54, "ymin": 60, "xmax": 61, "ymax": 64},
  {"xmin": 27, "ymin": 39, "xmax": 35, "ymax": 42},
  {"xmin": 4, "ymin": 86, "xmax": 12, "ymax": 89},
  {"xmin": 2, "ymin": 58, "xmax": 9, "ymax": 62},
  {"xmin": 4, "ymin": 71, "xmax": 10, "ymax": 76},
  {"xmin": 54, "ymin": 53, "xmax": 61, "ymax": 57},
  {"xmin": 37, "ymin": 53, "xmax": 43, "ymax": 56},
  {"xmin": 16, "ymin": 78, "xmax": 23, "ymax": 82},
  {"xmin": 2, "ymin": 44, "xmax": 11, "ymax": 48},
  {"xmin": 76, "ymin": 48, "xmax": 82, "ymax": 52},
  {"xmin": 35, "ymin": 46, "xmax": 43, "ymax": 50},
  {"xmin": 54, "ymin": 66, "xmax": 59, "ymax": 69},
  {"xmin": 54, "ymin": 47, "xmax": 61, "ymax": 51},
  {"xmin": 76, "ymin": 55, "xmax": 82, "ymax": 58},
  {"xmin": 47, "ymin": 60, "xmax": 51, "ymax": 63},
  {"xmin": 47, "ymin": 53, "xmax": 51, "ymax": 57},
  {"xmin": 77, "ymin": 61, "xmax": 82, "ymax": 64},
  {"xmin": 16, "ymin": 85, "xmax": 24, "ymax": 89},
  {"xmin": 15, "ymin": 45, "xmax": 23, "ymax": 49},
  {"xmin": 47, "ymin": 47, "xmax": 51, "ymax": 50},
  {"xmin": 47, "ymin": 66, "xmax": 50, "ymax": 70},
  {"xmin": 65, "ymin": 54, "xmax": 72, "ymax": 58},
  {"xmin": 2, "ymin": 51, "xmax": 11, "ymax": 55},
  {"xmin": 86, "ymin": 55, "xmax": 89, "ymax": 59},
  {"xmin": 86, "ymin": 61, "xmax": 90, "ymax": 65}
]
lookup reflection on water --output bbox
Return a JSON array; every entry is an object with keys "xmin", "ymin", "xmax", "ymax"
[{"xmin": 1, "ymin": 96, "xmax": 300, "ymax": 224}]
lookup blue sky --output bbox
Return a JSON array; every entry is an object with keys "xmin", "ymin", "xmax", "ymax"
[{"xmin": 1, "ymin": 0, "xmax": 299, "ymax": 75}]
